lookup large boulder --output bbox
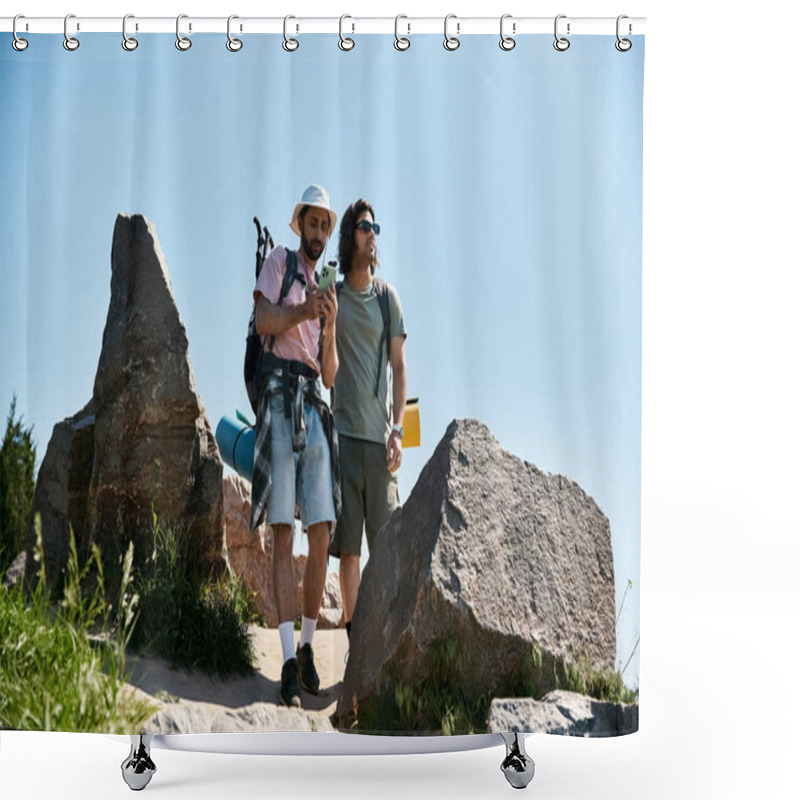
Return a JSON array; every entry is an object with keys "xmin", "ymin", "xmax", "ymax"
[
  {"xmin": 223, "ymin": 473, "xmax": 343, "ymax": 628},
  {"xmin": 338, "ymin": 419, "xmax": 616, "ymax": 722},
  {"xmin": 24, "ymin": 400, "xmax": 95, "ymax": 584},
  {"xmin": 85, "ymin": 214, "xmax": 224, "ymax": 576},
  {"xmin": 488, "ymin": 691, "xmax": 638, "ymax": 737}
]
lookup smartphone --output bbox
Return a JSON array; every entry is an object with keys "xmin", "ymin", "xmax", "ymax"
[{"xmin": 318, "ymin": 262, "xmax": 337, "ymax": 292}]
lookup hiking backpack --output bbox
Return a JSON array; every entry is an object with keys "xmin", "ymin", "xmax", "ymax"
[{"xmin": 244, "ymin": 217, "xmax": 303, "ymax": 414}]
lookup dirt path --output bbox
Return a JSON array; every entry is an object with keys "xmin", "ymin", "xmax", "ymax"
[{"xmin": 126, "ymin": 627, "xmax": 350, "ymax": 731}]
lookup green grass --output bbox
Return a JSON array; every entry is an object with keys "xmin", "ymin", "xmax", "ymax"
[
  {"xmin": 552, "ymin": 649, "xmax": 638, "ymax": 704},
  {"xmin": 127, "ymin": 511, "xmax": 256, "ymax": 677},
  {"xmin": 510, "ymin": 643, "xmax": 638, "ymax": 705},
  {"xmin": 0, "ymin": 516, "xmax": 155, "ymax": 732},
  {"xmin": 351, "ymin": 637, "xmax": 637, "ymax": 735},
  {"xmin": 352, "ymin": 637, "xmax": 491, "ymax": 735}
]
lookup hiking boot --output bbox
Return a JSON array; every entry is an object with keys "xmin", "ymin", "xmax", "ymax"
[
  {"xmin": 280, "ymin": 658, "xmax": 301, "ymax": 707},
  {"xmin": 296, "ymin": 643, "xmax": 320, "ymax": 694}
]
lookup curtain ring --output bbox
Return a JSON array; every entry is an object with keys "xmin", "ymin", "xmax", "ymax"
[
  {"xmin": 338, "ymin": 15, "xmax": 355, "ymax": 51},
  {"xmin": 615, "ymin": 15, "xmax": 632, "ymax": 51},
  {"xmin": 12, "ymin": 15, "xmax": 29, "ymax": 51},
  {"xmin": 176, "ymin": 14, "xmax": 192, "ymax": 50},
  {"xmin": 443, "ymin": 14, "xmax": 460, "ymax": 51},
  {"xmin": 63, "ymin": 13, "xmax": 80, "ymax": 51},
  {"xmin": 122, "ymin": 15, "xmax": 138, "ymax": 51},
  {"xmin": 283, "ymin": 15, "xmax": 299, "ymax": 51},
  {"xmin": 553, "ymin": 14, "xmax": 570, "ymax": 51},
  {"xmin": 394, "ymin": 15, "xmax": 410, "ymax": 50},
  {"xmin": 499, "ymin": 14, "xmax": 515, "ymax": 51},
  {"xmin": 227, "ymin": 15, "xmax": 243, "ymax": 51}
]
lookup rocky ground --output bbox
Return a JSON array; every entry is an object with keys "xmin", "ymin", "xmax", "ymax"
[{"xmin": 125, "ymin": 627, "xmax": 350, "ymax": 734}]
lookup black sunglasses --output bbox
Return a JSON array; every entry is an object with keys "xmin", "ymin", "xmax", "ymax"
[{"xmin": 355, "ymin": 220, "xmax": 380, "ymax": 236}]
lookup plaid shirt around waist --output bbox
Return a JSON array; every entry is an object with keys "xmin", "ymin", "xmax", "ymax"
[{"xmin": 249, "ymin": 366, "xmax": 341, "ymax": 534}]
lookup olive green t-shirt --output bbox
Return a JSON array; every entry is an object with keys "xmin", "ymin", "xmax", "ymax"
[{"xmin": 333, "ymin": 278, "xmax": 406, "ymax": 445}]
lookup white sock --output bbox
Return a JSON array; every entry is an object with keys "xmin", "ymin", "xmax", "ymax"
[
  {"xmin": 299, "ymin": 616, "xmax": 317, "ymax": 649},
  {"xmin": 279, "ymin": 621, "xmax": 295, "ymax": 664}
]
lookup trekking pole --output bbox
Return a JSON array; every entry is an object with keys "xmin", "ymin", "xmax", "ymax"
[
  {"xmin": 253, "ymin": 216, "xmax": 275, "ymax": 279},
  {"xmin": 253, "ymin": 217, "xmax": 264, "ymax": 278}
]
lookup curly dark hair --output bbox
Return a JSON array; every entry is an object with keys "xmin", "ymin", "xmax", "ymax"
[{"xmin": 337, "ymin": 199, "xmax": 379, "ymax": 275}]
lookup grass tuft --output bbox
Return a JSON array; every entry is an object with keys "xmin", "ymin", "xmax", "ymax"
[
  {"xmin": 553, "ymin": 654, "xmax": 638, "ymax": 704},
  {"xmin": 354, "ymin": 637, "xmax": 491, "ymax": 735},
  {"xmin": 0, "ymin": 515, "xmax": 155, "ymax": 732}
]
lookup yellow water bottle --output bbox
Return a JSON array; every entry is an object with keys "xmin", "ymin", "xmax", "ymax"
[{"xmin": 402, "ymin": 397, "xmax": 421, "ymax": 448}]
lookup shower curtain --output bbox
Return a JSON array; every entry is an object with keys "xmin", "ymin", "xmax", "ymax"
[{"xmin": 0, "ymin": 25, "xmax": 643, "ymax": 739}]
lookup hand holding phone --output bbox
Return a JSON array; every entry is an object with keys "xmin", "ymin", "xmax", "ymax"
[{"xmin": 318, "ymin": 262, "xmax": 337, "ymax": 292}]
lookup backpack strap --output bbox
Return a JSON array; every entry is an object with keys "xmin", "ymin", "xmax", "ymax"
[
  {"xmin": 372, "ymin": 278, "xmax": 392, "ymax": 397},
  {"xmin": 279, "ymin": 250, "xmax": 300, "ymax": 304},
  {"xmin": 268, "ymin": 249, "xmax": 302, "ymax": 353},
  {"xmin": 335, "ymin": 278, "xmax": 392, "ymax": 398},
  {"xmin": 326, "ymin": 281, "xmax": 346, "ymax": 410}
]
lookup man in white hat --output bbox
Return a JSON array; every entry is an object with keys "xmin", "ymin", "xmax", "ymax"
[{"xmin": 250, "ymin": 184, "xmax": 340, "ymax": 707}]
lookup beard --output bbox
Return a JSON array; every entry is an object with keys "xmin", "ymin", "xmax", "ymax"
[{"xmin": 301, "ymin": 232, "xmax": 324, "ymax": 263}]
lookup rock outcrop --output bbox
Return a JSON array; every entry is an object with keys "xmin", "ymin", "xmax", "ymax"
[
  {"xmin": 488, "ymin": 691, "xmax": 638, "ymax": 737},
  {"xmin": 141, "ymin": 701, "xmax": 335, "ymax": 735},
  {"xmin": 25, "ymin": 214, "xmax": 225, "ymax": 584},
  {"xmin": 88, "ymin": 214, "xmax": 224, "ymax": 575},
  {"xmin": 223, "ymin": 473, "xmax": 343, "ymax": 628},
  {"xmin": 338, "ymin": 418, "xmax": 616, "ymax": 722},
  {"xmin": 24, "ymin": 400, "xmax": 95, "ymax": 583},
  {"xmin": 84, "ymin": 213, "xmax": 224, "ymax": 574}
]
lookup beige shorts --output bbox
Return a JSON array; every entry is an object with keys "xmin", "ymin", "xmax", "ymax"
[{"xmin": 329, "ymin": 434, "xmax": 400, "ymax": 558}]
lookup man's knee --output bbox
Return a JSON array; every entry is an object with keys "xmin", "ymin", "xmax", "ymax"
[
  {"xmin": 306, "ymin": 522, "xmax": 331, "ymax": 554},
  {"xmin": 340, "ymin": 553, "xmax": 360, "ymax": 571}
]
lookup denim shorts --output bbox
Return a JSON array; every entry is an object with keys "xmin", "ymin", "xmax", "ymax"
[{"xmin": 266, "ymin": 390, "xmax": 336, "ymax": 529}]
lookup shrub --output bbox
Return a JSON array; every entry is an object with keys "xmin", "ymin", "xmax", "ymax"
[
  {"xmin": 0, "ymin": 395, "xmax": 36, "ymax": 575},
  {"xmin": 128, "ymin": 511, "xmax": 255, "ymax": 677}
]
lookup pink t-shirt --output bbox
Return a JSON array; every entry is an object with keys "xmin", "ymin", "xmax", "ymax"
[{"xmin": 253, "ymin": 245, "xmax": 321, "ymax": 374}]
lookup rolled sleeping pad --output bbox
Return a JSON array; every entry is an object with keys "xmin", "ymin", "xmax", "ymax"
[
  {"xmin": 217, "ymin": 398, "xmax": 417, "ymax": 484},
  {"xmin": 215, "ymin": 414, "xmax": 255, "ymax": 483}
]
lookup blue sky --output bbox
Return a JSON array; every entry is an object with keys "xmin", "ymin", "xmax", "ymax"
[{"xmin": 1, "ymin": 32, "xmax": 643, "ymax": 684}]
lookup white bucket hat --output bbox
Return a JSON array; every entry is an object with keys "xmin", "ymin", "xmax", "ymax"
[{"xmin": 289, "ymin": 184, "xmax": 337, "ymax": 238}]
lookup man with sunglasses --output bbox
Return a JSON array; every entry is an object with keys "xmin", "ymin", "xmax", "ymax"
[{"xmin": 328, "ymin": 199, "xmax": 408, "ymax": 641}]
